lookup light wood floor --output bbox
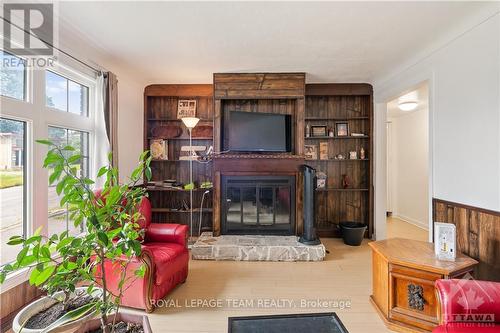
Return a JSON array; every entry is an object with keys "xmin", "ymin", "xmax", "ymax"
[
  {"xmin": 132, "ymin": 238, "xmax": 391, "ymax": 333},
  {"xmin": 387, "ymin": 216, "xmax": 429, "ymax": 241}
]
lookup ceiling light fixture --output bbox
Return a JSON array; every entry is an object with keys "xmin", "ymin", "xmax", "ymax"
[{"xmin": 398, "ymin": 101, "xmax": 418, "ymax": 111}]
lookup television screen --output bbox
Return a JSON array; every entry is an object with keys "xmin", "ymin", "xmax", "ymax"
[{"xmin": 223, "ymin": 111, "xmax": 292, "ymax": 152}]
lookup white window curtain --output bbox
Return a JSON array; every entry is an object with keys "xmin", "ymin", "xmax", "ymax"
[{"xmin": 92, "ymin": 74, "xmax": 110, "ymax": 189}]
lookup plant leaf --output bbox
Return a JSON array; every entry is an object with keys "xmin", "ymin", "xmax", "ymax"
[
  {"xmin": 40, "ymin": 302, "xmax": 96, "ymax": 333},
  {"xmin": 35, "ymin": 265, "xmax": 55, "ymax": 286}
]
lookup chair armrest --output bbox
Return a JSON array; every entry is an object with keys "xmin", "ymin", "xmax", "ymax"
[
  {"xmin": 145, "ymin": 223, "xmax": 188, "ymax": 247},
  {"xmin": 435, "ymin": 279, "xmax": 500, "ymax": 324}
]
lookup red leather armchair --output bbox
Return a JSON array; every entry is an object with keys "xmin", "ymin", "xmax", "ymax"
[
  {"xmin": 433, "ymin": 279, "xmax": 500, "ymax": 333},
  {"xmin": 98, "ymin": 196, "xmax": 189, "ymax": 312}
]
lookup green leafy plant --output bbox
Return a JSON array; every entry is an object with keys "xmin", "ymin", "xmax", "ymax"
[{"xmin": 1, "ymin": 140, "xmax": 152, "ymax": 333}]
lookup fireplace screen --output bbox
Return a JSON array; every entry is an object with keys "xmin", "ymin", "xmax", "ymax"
[{"xmin": 222, "ymin": 176, "xmax": 295, "ymax": 235}]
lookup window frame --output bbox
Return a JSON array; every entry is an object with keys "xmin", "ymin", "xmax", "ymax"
[
  {"xmin": 0, "ymin": 53, "xmax": 98, "ymax": 292},
  {"xmin": 45, "ymin": 69, "xmax": 90, "ymax": 117}
]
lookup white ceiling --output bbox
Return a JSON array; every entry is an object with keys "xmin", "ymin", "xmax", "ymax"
[{"xmin": 58, "ymin": 1, "xmax": 492, "ymax": 84}]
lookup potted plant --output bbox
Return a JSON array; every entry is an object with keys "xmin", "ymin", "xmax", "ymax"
[{"xmin": 1, "ymin": 140, "xmax": 152, "ymax": 333}]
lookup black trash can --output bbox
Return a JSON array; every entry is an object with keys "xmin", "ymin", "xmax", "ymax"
[{"xmin": 339, "ymin": 222, "xmax": 367, "ymax": 246}]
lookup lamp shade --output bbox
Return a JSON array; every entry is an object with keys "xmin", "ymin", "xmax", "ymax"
[{"xmin": 181, "ymin": 117, "xmax": 200, "ymax": 129}]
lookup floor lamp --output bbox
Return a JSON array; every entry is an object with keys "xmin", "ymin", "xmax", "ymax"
[{"xmin": 181, "ymin": 117, "xmax": 200, "ymax": 247}]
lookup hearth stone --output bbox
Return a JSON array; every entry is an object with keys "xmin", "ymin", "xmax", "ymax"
[{"xmin": 191, "ymin": 232, "xmax": 326, "ymax": 262}]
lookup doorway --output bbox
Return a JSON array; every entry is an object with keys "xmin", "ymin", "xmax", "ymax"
[{"xmin": 386, "ymin": 83, "xmax": 430, "ymax": 241}]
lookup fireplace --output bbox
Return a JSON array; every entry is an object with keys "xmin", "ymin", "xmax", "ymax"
[{"xmin": 221, "ymin": 175, "xmax": 295, "ymax": 235}]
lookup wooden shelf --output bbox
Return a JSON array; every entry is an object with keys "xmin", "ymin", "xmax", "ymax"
[
  {"xmin": 305, "ymin": 136, "xmax": 369, "ymax": 140},
  {"xmin": 306, "ymin": 159, "xmax": 369, "ymax": 162},
  {"xmin": 151, "ymin": 208, "xmax": 213, "ymax": 213},
  {"xmin": 147, "ymin": 137, "xmax": 213, "ymax": 140},
  {"xmin": 305, "ymin": 116, "xmax": 369, "ymax": 121},
  {"xmin": 316, "ymin": 188, "xmax": 369, "ymax": 192},
  {"xmin": 147, "ymin": 187, "xmax": 212, "ymax": 192},
  {"xmin": 147, "ymin": 118, "xmax": 213, "ymax": 122},
  {"xmin": 151, "ymin": 159, "xmax": 212, "ymax": 163}
]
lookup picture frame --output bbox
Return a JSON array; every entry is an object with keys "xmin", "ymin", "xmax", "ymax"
[
  {"xmin": 335, "ymin": 122, "xmax": 349, "ymax": 137},
  {"xmin": 304, "ymin": 145, "xmax": 318, "ymax": 160},
  {"xmin": 177, "ymin": 99, "xmax": 197, "ymax": 119},
  {"xmin": 434, "ymin": 222, "xmax": 456, "ymax": 261},
  {"xmin": 150, "ymin": 139, "xmax": 168, "ymax": 160},
  {"xmin": 319, "ymin": 142, "xmax": 329, "ymax": 160},
  {"xmin": 311, "ymin": 125, "xmax": 327, "ymax": 137}
]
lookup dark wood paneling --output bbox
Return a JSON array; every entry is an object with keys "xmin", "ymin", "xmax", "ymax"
[
  {"xmin": 214, "ymin": 73, "xmax": 305, "ymax": 99},
  {"xmin": 306, "ymin": 83, "xmax": 373, "ymax": 96},
  {"xmin": 304, "ymin": 85, "xmax": 373, "ymax": 238},
  {"xmin": 433, "ymin": 198, "xmax": 500, "ymax": 281},
  {"xmin": 144, "ymin": 84, "xmax": 214, "ymax": 236},
  {"xmin": 1, "ymin": 281, "xmax": 43, "ymax": 332}
]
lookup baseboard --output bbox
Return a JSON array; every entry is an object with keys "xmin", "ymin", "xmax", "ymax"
[{"xmin": 392, "ymin": 213, "xmax": 429, "ymax": 230}]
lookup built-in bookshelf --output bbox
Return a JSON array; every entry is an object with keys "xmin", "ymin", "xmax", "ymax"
[
  {"xmin": 143, "ymin": 84, "xmax": 214, "ymax": 235},
  {"xmin": 304, "ymin": 84, "xmax": 373, "ymax": 238}
]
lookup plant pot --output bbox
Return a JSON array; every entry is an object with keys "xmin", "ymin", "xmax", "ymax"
[
  {"xmin": 12, "ymin": 287, "xmax": 101, "ymax": 333},
  {"xmin": 74, "ymin": 313, "xmax": 152, "ymax": 333},
  {"xmin": 339, "ymin": 222, "xmax": 367, "ymax": 246}
]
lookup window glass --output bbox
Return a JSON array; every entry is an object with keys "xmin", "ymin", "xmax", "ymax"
[
  {"xmin": 46, "ymin": 71, "xmax": 89, "ymax": 116},
  {"xmin": 1, "ymin": 51, "xmax": 26, "ymax": 100},
  {"xmin": 0, "ymin": 118, "xmax": 26, "ymax": 266},
  {"xmin": 48, "ymin": 126, "xmax": 89, "ymax": 236},
  {"xmin": 45, "ymin": 71, "xmax": 68, "ymax": 111}
]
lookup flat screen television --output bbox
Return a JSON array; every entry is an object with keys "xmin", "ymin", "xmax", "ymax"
[{"xmin": 223, "ymin": 111, "xmax": 292, "ymax": 152}]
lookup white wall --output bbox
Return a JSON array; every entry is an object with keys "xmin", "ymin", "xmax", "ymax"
[
  {"xmin": 374, "ymin": 12, "xmax": 500, "ymax": 239},
  {"xmin": 56, "ymin": 21, "xmax": 147, "ymax": 183},
  {"xmin": 388, "ymin": 106, "xmax": 429, "ymax": 228}
]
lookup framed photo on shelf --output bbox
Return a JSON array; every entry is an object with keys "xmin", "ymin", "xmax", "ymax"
[
  {"xmin": 177, "ymin": 99, "xmax": 197, "ymax": 119},
  {"xmin": 311, "ymin": 125, "xmax": 327, "ymax": 137},
  {"xmin": 305, "ymin": 145, "xmax": 318, "ymax": 160},
  {"xmin": 335, "ymin": 122, "xmax": 349, "ymax": 137}
]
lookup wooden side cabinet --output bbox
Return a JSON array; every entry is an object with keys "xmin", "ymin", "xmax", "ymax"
[{"xmin": 369, "ymin": 238, "xmax": 478, "ymax": 333}]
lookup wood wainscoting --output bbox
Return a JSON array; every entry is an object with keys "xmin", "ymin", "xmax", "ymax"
[
  {"xmin": 433, "ymin": 198, "xmax": 500, "ymax": 282},
  {"xmin": 0, "ymin": 281, "xmax": 43, "ymax": 332}
]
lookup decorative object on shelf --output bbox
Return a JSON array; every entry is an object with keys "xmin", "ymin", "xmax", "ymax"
[
  {"xmin": 349, "ymin": 151, "xmax": 357, "ymax": 160},
  {"xmin": 360, "ymin": 147, "xmax": 366, "ymax": 160},
  {"xmin": 342, "ymin": 174, "xmax": 350, "ymax": 189},
  {"xmin": 316, "ymin": 171, "xmax": 327, "ymax": 189},
  {"xmin": 311, "ymin": 125, "xmax": 327, "ymax": 137},
  {"xmin": 192, "ymin": 125, "xmax": 213, "ymax": 138},
  {"xmin": 151, "ymin": 124, "xmax": 182, "ymax": 138},
  {"xmin": 407, "ymin": 284, "xmax": 425, "ymax": 311},
  {"xmin": 200, "ymin": 181, "xmax": 213, "ymax": 189},
  {"xmin": 319, "ymin": 142, "xmax": 328, "ymax": 160},
  {"xmin": 181, "ymin": 116, "xmax": 200, "ymax": 247},
  {"xmin": 351, "ymin": 132, "xmax": 365, "ymax": 137},
  {"xmin": 177, "ymin": 99, "xmax": 197, "ymax": 118},
  {"xmin": 434, "ymin": 222, "xmax": 456, "ymax": 261},
  {"xmin": 305, "ymin": 145, "xmax": 318, "ymax": 160},
  {"xmin": 179, "ymin": 145, "xmax": 206, "ymax": 160},
  {"xmin": 334, "ymin": 154, "xmax": 345, "ymax": 160},
  {"xmin": 150, "ymin": 139, "xmax": 168, "ymax": 160},
  {"xmin": 328, "ymin": 128, "xmax": 334, "ymax": 137},
  {"xmin": 305, "ymin": 124, "xmax": 311, "ymax": 138},
  {"xmin": 335, "ymin": 122, "xmax": 349, "ymax": 137}
]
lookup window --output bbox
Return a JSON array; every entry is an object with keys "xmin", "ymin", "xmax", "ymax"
[
  {"xmin": 48, "ymin": 126, "xmax": 89, "ymax": 236},
  {"xmin": 1, "ymin": 51, "xmax": 26, "ymax": 100},
  {"xmin": 46, "ymin": 70, "xmax": 89, "ymax": 116},
  {"xmin": 0, "ymin": 118, "xmax": 26, "ymax": 266}
]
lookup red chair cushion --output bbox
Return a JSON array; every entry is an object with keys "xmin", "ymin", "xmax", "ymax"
[{"xmin": 142, "ymin": 242, "xmax": 187, "ymax": 286}]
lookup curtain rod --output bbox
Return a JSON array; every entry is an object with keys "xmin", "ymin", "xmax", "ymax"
[{"xmin": 2, "ymin": 17, "xmax": 105, "ymax": 75}]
